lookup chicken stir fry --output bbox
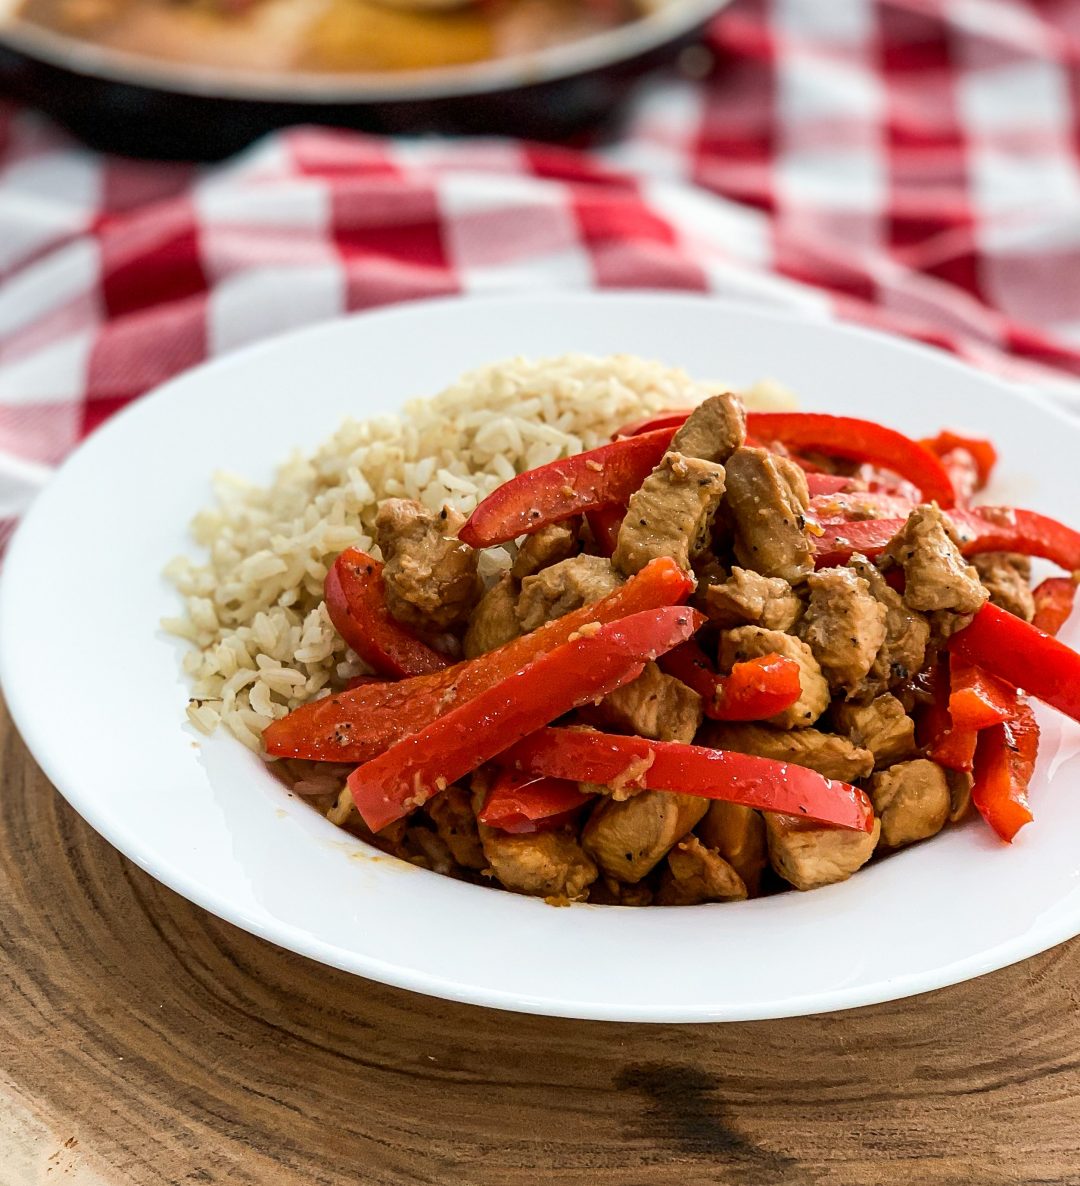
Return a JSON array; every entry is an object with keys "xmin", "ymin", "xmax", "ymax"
[{"xmin": 264, "ymin": 388, "xmax": 1080, "ymax": 906}]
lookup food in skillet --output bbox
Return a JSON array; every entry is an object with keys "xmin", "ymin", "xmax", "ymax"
[
  {"xmin": 167, "ymin": 356, "xmax": 1080, "ymax": 906},
  {"xmin": 16, "ymin": 0, "xmax": 655, "ymax": 74}
]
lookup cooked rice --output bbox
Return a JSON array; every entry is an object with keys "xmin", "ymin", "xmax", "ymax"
[{"xmin": 164, "ymin": 354, "xmax": 793, "ymax": 751}]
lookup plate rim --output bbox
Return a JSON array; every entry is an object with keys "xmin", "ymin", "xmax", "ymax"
[{"xmin": 3, "ymin": 290, "xmax": 1079, "ymax": 1023}]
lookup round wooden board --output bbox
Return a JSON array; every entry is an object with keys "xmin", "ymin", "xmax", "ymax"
[{"xmin": 3, "ymin": 697, "xmax": 1080, "ymax": 1186}]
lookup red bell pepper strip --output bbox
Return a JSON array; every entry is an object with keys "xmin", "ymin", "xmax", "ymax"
[
  {"xmin": 948, "ymin": 655, "xmax": 1018, "ymax": 732},
  {"xmin": 658, "ymin": 642, "xmax": 802, "ymax": 721},
  {"xmin": 459, "ymin": 428, "xmax": 673, "ymax": 548},
  {"xmin": 1032, "ymin": 577, "xmax": 1078, "ymax": 637},
  {"xmin": 809, "ymin": 491, "xmax": 917, "ymax": 524},
  {"xmin": 324, "ymin": 548, "xmax": 449, "ymax": 679},
  {"xmin": 477, "ymin": 769, "xmax": 592, "ymax": 834},
  {"xmin": 949, "ymin": 603, "xmax": 1080, "ymax": 726},
  {"xmin": 611, "ymin": 410, "xmax": 691, "ymax": 439},
  {"xmin": 745, "ymin": 412, "xmax": 956, "ymax": 508},
  {"xmin": 921, "ymin": 431, "xmax": 997, "ymax": 490},
  {"xmin": 805, "ymin": 473, "xmax": 854, "ymax": 496},
  {"xmin": 347, "ymin": 606, "xmax": 705, "ymax": 832},
  {"xmin": 971, "ymin": 702, "xmax": 1039, "ymax": 843},
  {"xmin": 917, "ymin": 662, "xmax": 978, "ymax": 772},
  {"xmin": 264, "ymin": 556, "xmax": 694, "ymax": 764},
  {"xmin": 586, "ymin": 506, "xmax": 624, "ymax": 557},
  {"xmin": 496, "ymin": 728, "xmax": 875, "ymax": 832},
  {"xmin": 814, "ymin": 507, "xmax": 1080, "ymax": 573}
]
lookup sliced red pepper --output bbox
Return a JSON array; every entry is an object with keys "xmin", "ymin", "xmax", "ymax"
[
  {"xmin": 746, "ymin": 412, "xmax": 956, "ymax": 508},
  {"xmin": 264, "ymin": 556, "xmax": 694, "ymax": 763},
  {"xmin": 921, "ymin": 431, "xmax": 997, "ymax": 490},
  {"xmin": 917, "ymin": 661, "xmax": 978, "ymax": 772},
  {"xmin": 949, "ymin": 603, "xmax": 1080, "ymax": 726},
  {"xmin": 809, "ymin": 491, "xmax": 917, "ymax": 524},
  {"xmin": 1032, "ymin": 577, "xmax": 1078, "ymax": 637},
  {"xmin": 586, "ymin": 506, "xmax": 624, "ymax": 557},
  {"xmin": 814, "ymin": 507, "xmax": 1080, "ymax": 573},
  {"xmin": 611, "ymin": 410, "xmax": 691, "ymax": 439},
  {"xmin": 948, "ymin": 655, "xmax": 1018, "ymax": 732},
  {"xmin": 324, "ymin": 548, "xmax": 449, "ymax": 679},
  {"xmin": 971, "ymin": 702, "xmax": 1039, "ymax": 843},
  {"xmin": 459, "ymin": 428, "xmax": 673, "ymax": 548},
  {"xmin": 805, "ymin": 473, "xmax": 854, "ymax": 496},
  {"xmin": 658, "ymin": 642, "xmax": 802, "ymax": 721},
  {"xmin": 496, "ymin": 728, "xmax": 875, "ymax": 832},
  {"xmin": 477, "ymin": 769, "xmax": 592, "ymax": 834},
  {"xmin": 347, "ymin": 606, "xmax": 705, "ymax": 832}
]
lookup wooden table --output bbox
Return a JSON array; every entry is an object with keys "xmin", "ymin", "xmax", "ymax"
[{"xmin": 4, "ymin": 698, "xmax": 1080, "ymax": 1186}]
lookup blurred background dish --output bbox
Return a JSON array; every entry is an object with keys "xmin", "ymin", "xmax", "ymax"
[{"xmin": 0, "ymin": 0, "xmax": 729, "ymax": 157}]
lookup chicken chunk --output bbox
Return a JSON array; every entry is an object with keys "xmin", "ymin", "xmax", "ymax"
[
  {"xmin": 590, "ymin": 661, "xmax": 703, "ymax": 743},
  {"xmin": 947, "ymin": 769, "xmax": 973, "ymax": 823},
  {"xmin": 884, "ymin": 505, "xmax": 988, "ymax": 620},
  {"xmin": 766, "ymin": 813, "xmax": 881, "ymax": 892},
  {"xmin": 797, "ymin": 567, "xmax": 888, "ymax": 696},
  {"xmin": 425, "ymin": 786, "xmax": 486, "ymax": 870},
  {"xmin": 583, "ymin": 791, "xmax": 709, "ymax": 883},
  {"xmin": 656, "ymin": 836, "xmax": 748, "ymax": 905},
  {"xmin": 613, "ymin": 451, "xmax": 726, "ymax": 577},
  {"xmin": 719, "ymin": 626, "xmax": 830, "ymax": 728},
  {"xmin": 832, "ymin": 694, "xmax": 916, "ymax": 769},
  {"xmin": 670, "ymin": 392, "xmax": 746, "ymax": 463},
  {"xmin": 696, "ymin": 801, "xmax": 768, "ymax": 896},
  {"xmin": 703, "ymin": 722, "xmax": 874, "ymax": 781},
  {"xmin": 588, "ymin": 877, "xmax": 654, "ymax": 907},
  {"xmin": 972, "ymin": 552, "xmax": 1035, "ymax": 622},
  {"xmin": 480, "ymin": 824, "xmax": 597, "ymax": 902},
  {"xmin": 463, "ymin": 574, "xmax": 521, "ymax": 658},
  {"xmin": 516, "ymin": 554, "xmax": 622, "ymax": 632},
  {"xmin": 723, "ymin": 447, "xmax": 814, "ymax": 583},
  {"xmin": 868, "ymin": 759, "xmax": 950, "ymax": 848},
  {"xmin": 375, "ymin": 498, "xmax": 481, "ymax": 631},
  {"xmin": 849, "ymin": 555, "xmax": 930, "ymax": 695},
  {"xmin": 705, "ymin": 566, "xmax": 803, "ymax": 631},
  {"xmin": 511, "ymin": 519, "xmax": 579, "ymax": 580}
]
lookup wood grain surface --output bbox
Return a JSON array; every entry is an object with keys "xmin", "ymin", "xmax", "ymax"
[{"xmin": 3, "ymin": 697, "xmax": 1080, "ymax": 1186}]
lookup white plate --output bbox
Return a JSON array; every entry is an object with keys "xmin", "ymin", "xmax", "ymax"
[{"xmin": 3, "ymin": 293, "xmax": 1079, "ymax": 1023}]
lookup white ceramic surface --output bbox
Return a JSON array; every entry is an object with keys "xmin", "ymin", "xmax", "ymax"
[{"xmin": 2, "ymin": 293, "xmax": 1079, "ymax": 1023}]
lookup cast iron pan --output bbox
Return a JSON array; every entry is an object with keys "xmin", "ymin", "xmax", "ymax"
[{"xmin": 0, "ymin": 0, "xmax": 728, "ymax": 158}]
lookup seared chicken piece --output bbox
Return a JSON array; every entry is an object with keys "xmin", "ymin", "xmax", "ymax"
[
  {"xmin": 766, "ymin": 813, "xmax": 881, "ymax": 891},
  {"xmin": 463, "ymin": 574, "xmax": 521, "ymax": 658},
  {"xmin": 885, "ymin": 504, "xmax": 988, "ymax": 620},
  {"xmin": 590, "ymin": 661, "xmax": 703, "ymax": 743},
  {"xmin": 703, "ymin": 722, "xmax": 874, "ymax": 781},
  {"xmin": 832, "ymin": 694, "xmax": 917, "ymax": 770},
  {"xmin": 724, "ymin": 447, "xmax": 814, "ymax": 583},
  {"xmin": 425, "ymin": 786, "xmax": 486, "ymax": 870},
  {"xmin": 583, "ymin": 791, "xmax": 709, "ymax": 883},
  {"xmin": 696, "ymin": 801, "xmax": 768, "ymax": 896},
  {"xmin": 705, "ymin": 566, "xmax": 803, "ymax": 631},
  {"xmin": 375, "ymin": 498, "xmax": 481, "ymax": 631},
  {"xmin": 480, "ymin": 824, "xmax": 597, "ymax": 901},
  {"xmin": 516, "ymin": 554, "xmax": 622, "ymax": 632},
  {"xmin": 849, "ymin": 555, "xmax": 931, "ymax": 694},
  {"xmin": 511, "ymin": 519, "xmax": 579, "ymax": 580},
  {"xmin": 656, "ymin": 836, "xmax": 748, "ymax": 905},
  {"xmin": 670, "ymin": 392, "xmax": 746, "ymax": 463},
  {"xmin": 588, "ymin": 877, "xmax": 654, "ymax": 907},
  {"xmin": 869, "ymin": 759, "xmax": 950, "ymax": 848},
  {"xmin": 613, "ymin": 451, "xmax": 726, "ymax": 576},
  {"xmin": 797, "ymin": 567, "xmax": 887, "ymax": 696},
  {"xmin": 972, "ymin": 552, "xmax": 1036, "ymax": 622},
  {"xmin": 719, "ymin": 626, "xmax": 830, "ymax": 728}
]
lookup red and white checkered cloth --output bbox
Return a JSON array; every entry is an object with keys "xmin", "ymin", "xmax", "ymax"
[{"xmin": 3, "ymin": 0, "xmax": 1080, "ymax": 549}]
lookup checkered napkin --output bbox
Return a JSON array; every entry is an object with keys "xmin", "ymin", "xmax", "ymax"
[{"xmin": 3, "ymin": 0, "xmax": 1080, "ymax": 550}]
